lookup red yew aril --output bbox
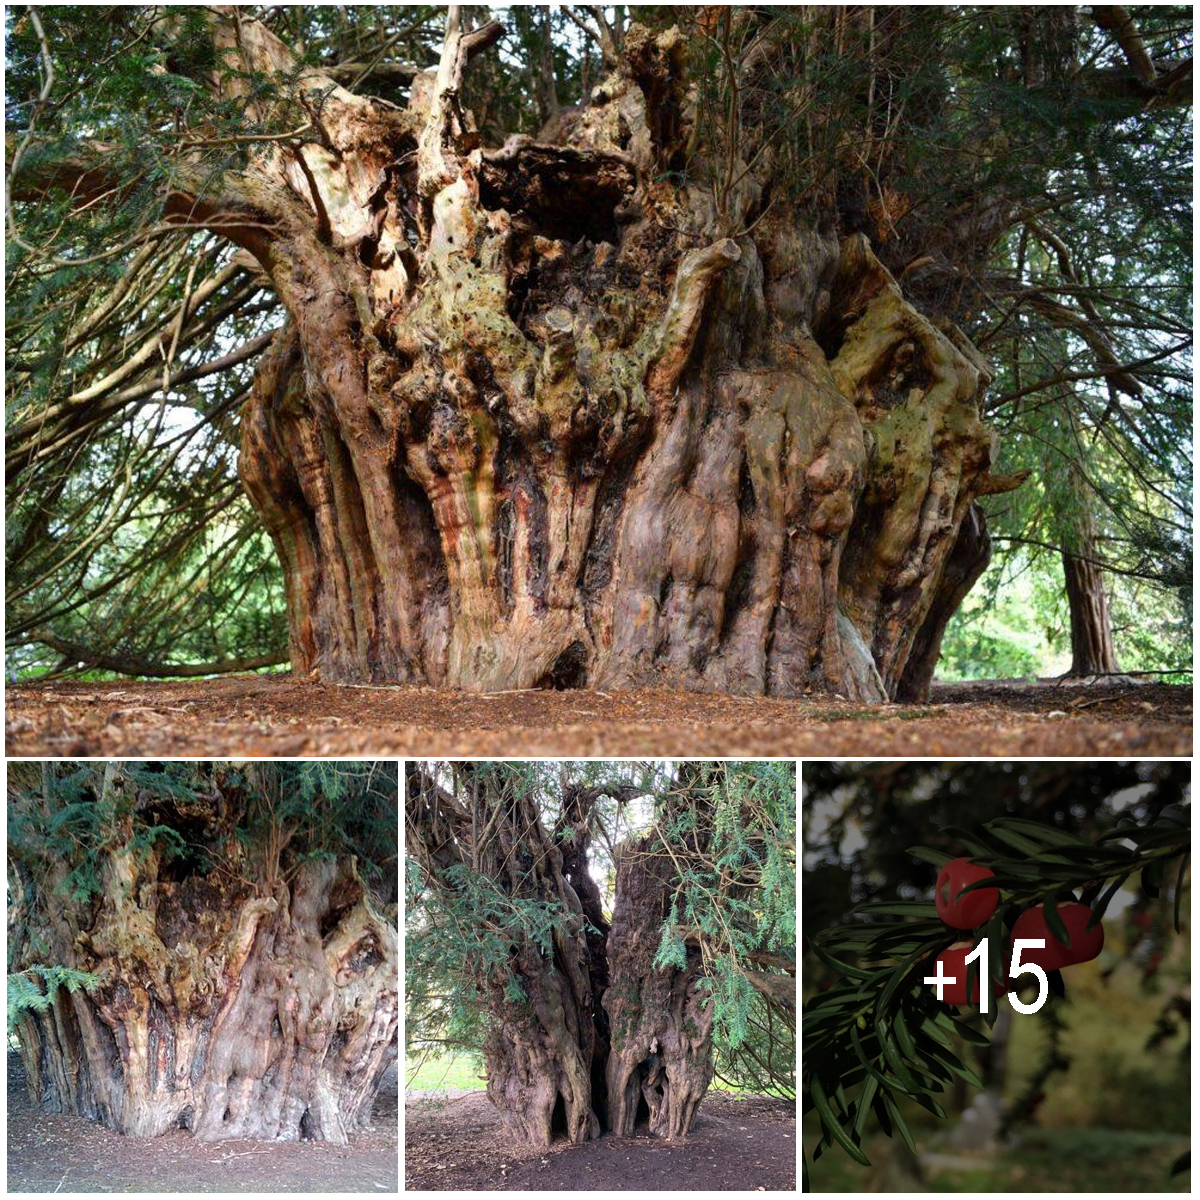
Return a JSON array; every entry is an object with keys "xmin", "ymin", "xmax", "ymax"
[
  {"xmin": 933, "ymin": 943, "xmax": 1010, "ymax": 1006},
  {"xmin": 1012, "ymin": 902, "xmax": 1104, "ymax": 972},
  {"xmin": 936, "ymin": 857, "xmax": 999, "ymax": 929}
]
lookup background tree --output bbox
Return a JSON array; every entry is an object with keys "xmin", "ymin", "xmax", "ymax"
[
  {"xmin": 935, "ymin": 9, "xmax": 1193, "ymax": 679},
  {"xmin": 802, "ymin": 760, "xmax": 1190, "ymax": 1185},
  {"xmin": 7, "ymin": 6, "xmax": 1189, "ymax": 693},
  {"xmin": 7, "ymin": 760, "xmax": 398, "ymax": 1143},
  {"xmin": 405, "ymin": 759, "xmax": 795, "ymax": 1147}
]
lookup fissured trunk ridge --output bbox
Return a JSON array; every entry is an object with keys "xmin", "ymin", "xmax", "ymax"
[
  {"xmin": 236, "ymin": 15, "xmax": 1011, "ymax": 699},
  {"xmin": 405, "ymin": 764, "xmax": 715, "ymax": 1148},
  {"xmin": 10, "ymin": 770, "xmax": 397, "ymax": 1144}
]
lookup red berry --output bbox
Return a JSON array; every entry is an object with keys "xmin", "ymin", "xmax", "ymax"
[
  {"xmin": 1012, "ymin": 903, "xmax": 1104, "ymax": 972},
  {"xmin": 935, "ymin": 858, "xmax": 999, "ymax": 929},
  {"xmin": 932, "ymin": 943, "xmax": 1009, "ymax": 1007}
]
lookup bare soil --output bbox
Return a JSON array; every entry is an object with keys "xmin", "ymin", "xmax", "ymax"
[
  {"xmin": 4, "ymin": 674, "xmax": 1190, "ymax": 758},
  {"xmin": 6, "ymin": 1049, "xmax": 398, "ymax": 1193},
  {"xmin": 404, "ymin": 1089, "xmax": 796, "ymax": 1191}
]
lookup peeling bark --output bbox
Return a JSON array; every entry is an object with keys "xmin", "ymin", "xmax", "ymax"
[
  {"xmin": 9, "ymin": 769, "xmax": 397, "ymax": 1144},
  {"xmin": 222, "ymin": 11, "xmax": 1006, "ymax": 700}
]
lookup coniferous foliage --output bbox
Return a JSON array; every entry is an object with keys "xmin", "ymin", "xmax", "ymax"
[
  {"xmin": 405, "ymin": 759, "xmax": 794, "ymax": 1146},
  {"xmin": 802, "ymin": 761, "xmax": 1190, "ymax": 1181},
  {"xmin": 7, "ymin": 760, "xmax": 398, "ymax": 1143},
  {"xmin": 5, "ymin": 6, "xmax": 1189, "ymax": 688}
]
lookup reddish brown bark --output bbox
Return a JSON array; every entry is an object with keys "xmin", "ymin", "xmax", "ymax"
[
  {"xmin": 405, "ymin": 762, "xmax": 723, "ymax": 1148},
  {"xmin": 604, "ymin": 840, "xmax": 714, "ymax": 1140},
  {"xmin": 214, "ymin": 11, "xmax": 1015, "ymax": 699},
  {"xmin": 1062, "ymin": 549, "xmax": 1121, "ymax": 676},
  {"xmin": 8, "ymin": 765, "xmax": 397, "ymax": 1144}
]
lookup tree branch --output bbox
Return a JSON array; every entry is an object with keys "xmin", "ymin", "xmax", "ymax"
[{"xmin": 26, "ymin": 632, "xmax": 287, "ymax": 678}]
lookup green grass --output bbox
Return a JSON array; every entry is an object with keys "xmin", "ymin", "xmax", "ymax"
[
  {"xmin": 405, "ymin": 1050, "xmax": 787, "ymax": 1096},
  {"xmin": 405, "ymin": 1051, "xmax": 487, "ymax": 1091}
]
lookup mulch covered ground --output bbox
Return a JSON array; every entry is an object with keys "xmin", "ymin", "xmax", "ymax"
[
  {"xmin": 404, "ymin": 1089, "xmax": 796, "ymax": 1191},
  {"xmin": 5, "ymin": 674, "xmax": 1190, "ymax": 758},
  {"xmin": 6, "ymin": 1050, "xmax": 398, "ymax": 1193}
]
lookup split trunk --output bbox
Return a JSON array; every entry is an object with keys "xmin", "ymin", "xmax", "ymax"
[{"xmin": 405, "ymin": 765, "xmax": 717, "ymax": 1148}]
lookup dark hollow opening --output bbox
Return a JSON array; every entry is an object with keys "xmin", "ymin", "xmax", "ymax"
[
  {"xmin": 175, "ymin": 1106, "xmax": 193, "ymax": 1131},
  {"xmin": 300, "ymin": 1109, "xmax": 315, "ymax": 1140},
  {"xmin": 635, "ymin": 1087, "xmax": 651, "ymax": 1127},
  {"xmin": 550, "ymin": 1092, "xmax": 568, "ymax": 1138},
  {"xmin": 540, "ymin": 639, "xmax": 589, "ymax": 690},
  {"xmin": 589, "ymin": 1054, "xmax": 608, "ymax": 1128},
  {"xmin": 478, "ymin": 147, "xmax": 631, "ymax": 246}
]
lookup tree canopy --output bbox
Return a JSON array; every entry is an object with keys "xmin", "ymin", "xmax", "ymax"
[
  {"xmin": 405, "ymin": 759, "xmax": 796, "ymax": 1106},
  {"xmin": 5, "ymin": 5, "xmax": 1192, "ymax": 681}
]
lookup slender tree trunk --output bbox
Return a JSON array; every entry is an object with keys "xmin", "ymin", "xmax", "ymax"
[
  {"xmin": 1060, "ymin": 459, "xmax": 1120, "ymax": 677},
  {"xmin": 1062, "ymin": 549, "xmax": 1120, "ymax": 676},
  {"xmin": 226, "ymin": 13, "xmax": 1013, "ymax": 700}
]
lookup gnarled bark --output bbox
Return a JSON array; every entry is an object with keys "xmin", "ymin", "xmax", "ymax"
[
  {"xmin": 222, "ymin": 10, "xmax": 1009, "ymax": 701},
  {"xmin": 604, "ymin": 840, "xmax": 714, "ymax": 1139},
  {"xmin": 9, "ymin": 765, "xmax": 398, "ymax": 1144},
  {"xmin": 405, "ymin": 762, "xmax": 724, "ymax": 1148},
  {"xmin": 406, "ymin": 766, "xmax": 617, "ymax": 1147}
]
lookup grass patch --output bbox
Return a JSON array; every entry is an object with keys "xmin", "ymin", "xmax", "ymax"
[
  {"xmin": 406, "ymin": 1051, "xmax": 787, "ymax": 1096},
  {"xmin": 405, "ymin": 1051, "xmax": 486, "ymax": 1091}
]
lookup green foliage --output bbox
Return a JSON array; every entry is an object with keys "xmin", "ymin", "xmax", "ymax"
[
  {"xmin": 648, "ymin": 761, "xmax": 796, "ymax": 1083},
  {"xmin": 406, "ymin": 760, "xmax": 796, "ymax": 1098},
  {"xmin": 7, "ymin": 760, "xmax": 398, "ymax": 908},
  {"xmin": 7, "ymin": 965, "xmax": 101, "ymax": 1033},
  {"xmin": 803, "ymin": 797, "xmax": 1190, "ymax": 1176},
  {"xmin": 5, "ymin": 6, "xmax": 1192, "ymax": 682},
  {"xmin": 804, "ymin": 1117, "xmax": 1190, "ymax": 1193},
  {"xmin": 653, "ymin": 919, "xmax": 689, "ymax": 971},
  {"xmin": 406, "ymin": 854, "xmax": 565, "ymax": 1049}
]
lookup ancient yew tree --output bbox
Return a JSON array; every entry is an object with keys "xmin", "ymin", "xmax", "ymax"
[
  {"xmin": 404, "ymin": 760, "xmax": 795, "ymax": 1147},
  {"xmin": 7, "ymin": 761, "xmax": 398, "ymax": 1142},
  {"xmin": 6, "ymin": 6, "xmax": 1191, "ymax": 692}
]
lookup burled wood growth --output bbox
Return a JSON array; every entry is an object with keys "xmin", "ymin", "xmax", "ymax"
[
  {"xmin": 603, "ymin": 839, "xmax": 714, "ymax": 1139},
  {"xmin": 229, "ymin": 8, "xmax": 1014, "ymax": 699},
  {"xmin": 9, "ymin": 765, "xmax": 397, "ymax": 1144}
]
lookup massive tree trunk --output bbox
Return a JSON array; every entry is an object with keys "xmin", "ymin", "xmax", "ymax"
[
  {"xmin": 218, "ymin": 9, "xmax": 1015, "ymax": 700},
  {"xmin": 8, "ymin": 764, "xmax": 398, "ymax": 1143},
  {"xmin": 405, "ymin": 762, "xmax": 717, "ymax": 1148},
  {"xmin": 894, "ymin": 503, "xmax": 992, "ymax": 701},
  {"xmin": 604, "ymin": 840, "xmax": 714, "ymax": 1139}
]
